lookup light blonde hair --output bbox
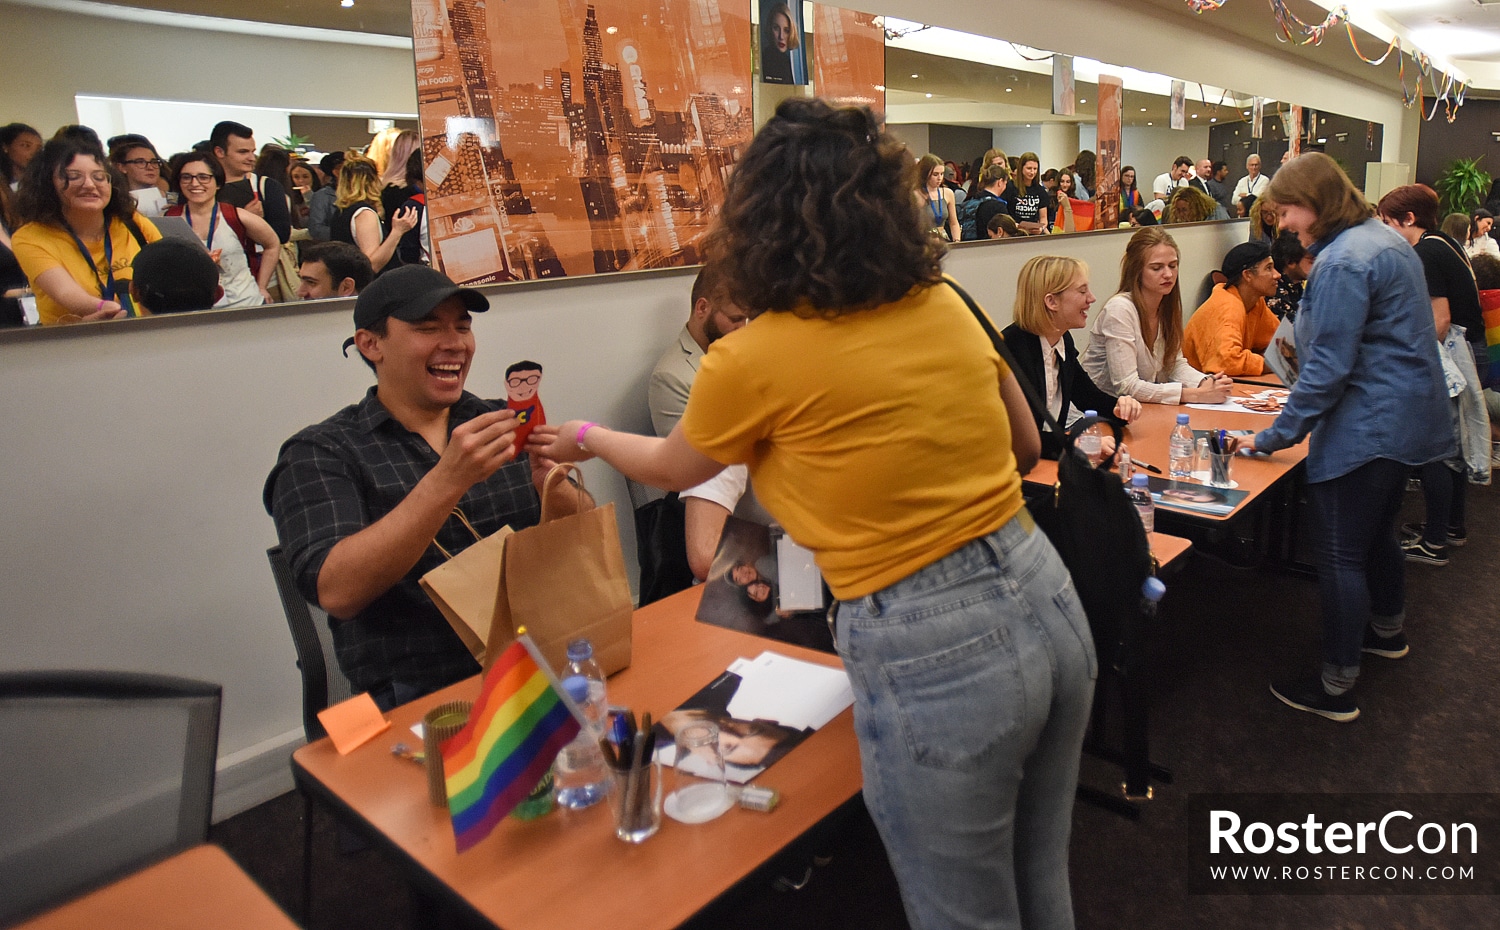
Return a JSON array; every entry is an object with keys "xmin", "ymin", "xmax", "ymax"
[
  {"xmin": 364, "ymin": 126, "xmax": 404, "ymax": 176},
  {"xmin": 1014, "ymin": 255, "xmax": 1089, "ymax": 335},
  {"xmin": 1117, "ymin": 226, "xmax": 1184, "ymax": 366},
  {"xmin": 334, "ymin": 153, "xmax": 384, "ymax": 214},
  {"xmin": 381, "ymin": 130, "xmax": 420, "ymax": 187}
]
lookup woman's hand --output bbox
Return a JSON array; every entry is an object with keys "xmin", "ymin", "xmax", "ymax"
[
  {"xmin": 390, "ymin": 206, "xmax": 420, "ymax": 235},
  {"xmin": 78, "ymin": 300, "xmax": 125, "ymax": 322},
  {"xmin": 526, "ymin": 421, "xmax": 596, "ymax": 464},
  {"xmin": 1113, "ymin": 396, "xmax": 1143, "ymax": 422}
]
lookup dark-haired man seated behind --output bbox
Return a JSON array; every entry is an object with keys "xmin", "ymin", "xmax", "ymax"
[
  {"xmin": 296, "ymin": 240, "xmax": 373, "ymax": 300},
  {"xmin": 264, "ymin": 266, "xmax": 576, "ymax": 709}
]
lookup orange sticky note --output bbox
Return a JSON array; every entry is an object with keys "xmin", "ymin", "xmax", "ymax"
[{"xmin": 317, "ymin": 693, "xmax": 392, "ymax": 755}]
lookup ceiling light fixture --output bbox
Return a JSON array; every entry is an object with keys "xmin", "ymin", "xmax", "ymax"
[
  {"xmin": 911, "ymin": 73, "xmax": 920, "ymax": 79},
  {"xmin": 1147, "ymin": 122, "xmax": 1153, "ymax": 126},
  {"xmin": 1079, "ymin": 98, "xmax": 1086, "ymax": 104},
  {"xmin": 925, "ymin": 93, "xmax": 933, "ymax": 98},
  {"xmin": 1005, "ymin": 87, "xmax": 1013, "ymax": 92},
  {"xmin": 1210, "ymin": 117, "xmax": 1217, "ymax": 122},
  {"xmin": 1140, "ymin": 107, "xmax": 1147, "ymax": 112},
  {"xmin": 341, "ymin": 0, "xmax": 353, "ymax": 7}
]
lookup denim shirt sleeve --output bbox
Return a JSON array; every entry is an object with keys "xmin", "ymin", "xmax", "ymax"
[{"xmin": 1256, "ymin": 256, "xmax": 1367, "ymax": 453}]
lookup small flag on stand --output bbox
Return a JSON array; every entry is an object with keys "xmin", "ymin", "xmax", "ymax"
[{"xmin": 441, "ymin": 634, "xmax": 581, "ymax": 852}]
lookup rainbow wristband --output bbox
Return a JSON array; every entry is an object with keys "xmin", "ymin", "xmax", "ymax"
[{"xmin": 575, "ymin": 421, "xmax": 599, "ymax": 448}]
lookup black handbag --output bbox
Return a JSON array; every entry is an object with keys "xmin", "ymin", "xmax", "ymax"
[
  {"xmin": 633, "ymin": 492, "xmax": 697, "ymax": 606},
  {"xmin": 949, "ymin": 281, "xmax": 1155, "ymax": 670}
]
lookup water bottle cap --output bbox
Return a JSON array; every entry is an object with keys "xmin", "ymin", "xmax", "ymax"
[
  {"xmin": 565, "ymin": 638, "xmax": 594, "ymax": 662},
  {"xmin": 1176, "ymin": 413, "xmax": 1190, "ymax": 424},
  {"xmin": 562, "ymin": 675, "xmax": 590, "ymax": 703},
  {"xmin": 1132, "ymin": 473, "xmax": 1150, "ymax": 487},
  {"xmin": 1083, "ymin": 410, "xmax": 1098, "ymax": 417},
  {"xmin": 1142, "ymin": 577, "xmax": 1167, "ymax": 602}
]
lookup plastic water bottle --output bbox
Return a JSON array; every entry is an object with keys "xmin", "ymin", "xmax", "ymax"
[
  {"xmin": 1077, "ymin": 410, "xmax": 1103, "ymax": 465},
  {"xmin": 1141, "ymin": 576, "xmax": 1167, "ymax": 620},
  {"xmin": 1169, "ymin": 414, "xmax": 1194, "ymax": 478},
  {"xmin": 564, "ymin": 638, "xmax": 608, "ymax": 732},
  {"xmin": 553, "ymin": 676, "xmax": 609, "ymax": 809},
  {"xmin": 1117, "ymin": 442, "xmax": 1133, "ymax": 483},
  {"xmin": 1129, "ymin": 473, "xmax": 1155, "ymax": 533}
]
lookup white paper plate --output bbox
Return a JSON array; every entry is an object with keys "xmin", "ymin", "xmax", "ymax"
[{"xmin": 665, "ymin": 783, "xmax": 733, "ymax": 824}]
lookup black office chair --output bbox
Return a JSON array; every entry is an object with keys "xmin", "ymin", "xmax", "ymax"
[
  {"xmin": 267, "ymin": 545, "xmax": 351, "ymax": 742},
  {"xmin": 0, "ymin": 671, "xmax": 221, "ymax": 925},
  {"xmin": 266, "ymin": 544, "xmax": 355, "ymax": 921},
  {"xmin": 625, "ymin": 478, "xmax": 695, "ymax": 606}
]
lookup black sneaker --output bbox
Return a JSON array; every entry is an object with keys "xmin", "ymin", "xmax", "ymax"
[
  {"xmin": 1271, "ymin": 675, "xmax": 1359, "ymax": 722},
  {"xmin": 1401, "ymin": 538, "xmax": 1449, "ymax": 566},
  {"xmin": 1399, "ymin": 523, "xmax": 1467, "ymax": 547},
  {"xmin": 1362, "ymin": 627, "xmax": 1409, "ymax": 659}
]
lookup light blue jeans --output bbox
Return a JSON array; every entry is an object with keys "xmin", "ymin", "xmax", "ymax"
[{"xmin": 834, "ymin": 513, "xmax": 1096, "ymax": 930}]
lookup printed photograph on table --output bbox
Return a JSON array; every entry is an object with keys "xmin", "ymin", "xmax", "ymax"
[
  {"xmin": 758, "ymin": 0, "xmax": 808, "ymax": 85},
  {"xmin": 695, "ymin": 516, "xmax": 835, "ymax": 652},
  {"xmin": 409, "ymin": 0, "xmax": 754, "ymax": 285},
  {"xmin": 1146, "ymin": 475, "xmax": 1248, "ymax": 516}
]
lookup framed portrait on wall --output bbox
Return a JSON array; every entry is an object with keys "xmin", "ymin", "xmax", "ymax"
[{"xmin": 759, "ymin": 0, "xmax": 808, "ymax": 85}]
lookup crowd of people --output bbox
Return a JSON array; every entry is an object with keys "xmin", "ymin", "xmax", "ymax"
[
  {"xmin": 0, "ymin": 119, "xmax": 425, "ymax": 325},
  {"xmin": 257, "ymin": 95, "xmax": 1492, "ymax": 930}
]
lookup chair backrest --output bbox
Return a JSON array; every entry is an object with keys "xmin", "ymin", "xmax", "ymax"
[
  {"xmin": 266, "ymin": 545, "xmax": 351, "ymax": 742},
  {"xmin": 0, "ymin": 671, "xmax": 221, "ymax": 925}
]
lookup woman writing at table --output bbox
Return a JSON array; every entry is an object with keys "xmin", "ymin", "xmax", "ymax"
[
  {"xmin": 11, "ymin": 138, "xmax": 160, "ymax": 324},
  {"xmin": 1002, "ymin": 254, "xmax": 1142, "ymax": 458},
  {"xmin": 1079, "ymin": 226, "xmax": 1233, "ymax": 405},
  {"xmin": 1241, "ymin": 154, "xmax": 1453, "ymax": 722},
  {"xmin": 530, "ymin": 99, "xmax": 1095, "ymax": 930}
]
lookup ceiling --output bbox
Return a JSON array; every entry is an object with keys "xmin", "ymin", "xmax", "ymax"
[{"xmin": 11, "ymin": 0, "xmax": 1497, "ymax": 94}]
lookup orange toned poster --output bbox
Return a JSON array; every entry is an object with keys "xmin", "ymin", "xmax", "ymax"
[
  {"xmin": 811, "ymin": 5, "xmax": 885, "ymax": 118},
  {"xmin": 409, "ymin": 0, "xmax": 754, "ymax": 284},
  {"xmin": 1095, "ymin": 74, "xmax": 1123, "ymax": 229}
]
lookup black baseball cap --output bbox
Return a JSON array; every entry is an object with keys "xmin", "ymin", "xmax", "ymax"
[
  {"xmin": 1221, "ymin": 241, "xmax": 1273, "ymax": 282},
  {"xmin": 319, "ymin": 151, "xmax": 345, "ymax": 174},
  {"xmin": 341, "ymin": 266, "xmax": 488, "ymax": 355}
]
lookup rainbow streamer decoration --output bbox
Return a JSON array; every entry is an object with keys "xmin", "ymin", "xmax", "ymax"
[{"xmin": 441, "ymin": 636, "xmax": 581, "ymax": 852}]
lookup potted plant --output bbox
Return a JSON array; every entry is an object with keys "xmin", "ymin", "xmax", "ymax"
[
  {"xmin": 1434, "ymin": 156, "xmax": 1491, "ymax": 216},
  {"xmin": 271, "ymin": 132, "xmax": 314, "ymax": 155}
]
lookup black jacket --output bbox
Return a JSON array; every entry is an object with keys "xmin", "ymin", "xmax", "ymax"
[{"xmin": 1000, "ymin": 323, "xmax": 1125, "ymax": 459}]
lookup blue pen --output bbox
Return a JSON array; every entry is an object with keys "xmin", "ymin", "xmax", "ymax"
[{"xmin": 1219, "ymin": 429, "xmax": 1228, "ymax": 452}]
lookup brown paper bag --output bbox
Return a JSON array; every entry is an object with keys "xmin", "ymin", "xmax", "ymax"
[
  {"xmin": 492, "ymin": 464, "xmax": 633, "ymax": 676},
  {"xmin": 417, "ymin": 511, "xmax": 513, "ymax": 661}
]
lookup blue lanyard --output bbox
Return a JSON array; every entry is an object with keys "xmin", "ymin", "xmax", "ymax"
[
  {"xmin": 928, "ymin": 193, "xmax": 943, "ymax": 223},
  {"xmin": 66, "ymin": 220, "xmax": 135, "ymax": 318},
  {"xmin": 201, "ymin": 203, "xmax": 220, "ymax": 250}
]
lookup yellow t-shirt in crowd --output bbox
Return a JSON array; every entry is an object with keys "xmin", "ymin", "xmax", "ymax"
[
  {"xmin": 680, "ymin": 280, "xmax": 1024, "ymax": 600},
  {"xmin": 12, "ymin": 215, "xmax": 162, "ymax": 324}
]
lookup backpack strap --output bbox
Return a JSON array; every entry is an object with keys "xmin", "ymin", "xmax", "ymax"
[
  {"xmin": 218, "ymin": 203, "xmax": 262, "ymax": 277},
  {"xmin": 120, "ymin": 214, "xmax": 148, "ymax": 250}
]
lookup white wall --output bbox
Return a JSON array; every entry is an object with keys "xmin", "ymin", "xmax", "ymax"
[
  {"xmin": 885, "ymin": 122, "xmax": 931, "ymax": 156},
  {"xmin": 0, "ymin": 3, "xmax": 419, "ymax": 134}
]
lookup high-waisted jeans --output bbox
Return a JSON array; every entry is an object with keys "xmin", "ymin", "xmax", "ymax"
[{"xmin": 834, "ymin": 513, "xmax": 1096, "ymax": 930}]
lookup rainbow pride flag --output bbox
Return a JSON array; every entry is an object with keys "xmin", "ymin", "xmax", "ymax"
[{"xmin": 441, "ymin": 637, "xmax": 580, "ymax": 852}]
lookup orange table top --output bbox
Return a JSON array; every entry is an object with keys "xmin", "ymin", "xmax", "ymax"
[
  {"xmin": 13, "ymin": 845, "xmax": 296, "ymax": 930},
  {"xmin": 1024, "ymin": 384, "xmax": 1307, "ymax": 522},
  {"xmin": 293, "ymin": 586, "xmax": 860, "ymax": 930}
]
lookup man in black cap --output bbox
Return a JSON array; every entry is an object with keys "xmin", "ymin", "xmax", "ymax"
[
  {"xmin": 130, "ymin": 239, "xmax": 222, "ymax": 314},
  {"xmin": 1181, "ymin": 240, "xmax": 1281, "ymax": 378},
  {"xmin": 264, "ymin": 265, "xmax": 557, "ymax": 709}
]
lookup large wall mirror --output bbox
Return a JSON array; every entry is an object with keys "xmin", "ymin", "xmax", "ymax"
[{"xmin": 0, "ymin": 0, "xmax": 1382, "ymax": 329}]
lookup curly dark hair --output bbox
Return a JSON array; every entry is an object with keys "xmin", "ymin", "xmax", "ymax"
[
  {"xmin": 700, "ymin": 98, "xmax": 944, "ymax": 316},
  {"xmin": 14, "ymin": 138, "xmax": 139, "ymax": 232}
]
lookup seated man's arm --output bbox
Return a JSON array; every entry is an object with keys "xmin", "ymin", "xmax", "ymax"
[
  {"xmin": 685, "ymin": 497, "xmax": 731, "ymax": 582},
  {"xmin": 273, "ymin": 409, "xmax": 520, "ymax": 620}
]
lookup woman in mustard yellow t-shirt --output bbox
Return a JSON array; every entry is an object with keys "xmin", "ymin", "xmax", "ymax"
[
  {"xmin": 12, "ymin": 138, "xmax": 160, "ymax": 324},
  {"xmin": 530, "ymin": 99, "xmax": 1096, "ymax": 930}
]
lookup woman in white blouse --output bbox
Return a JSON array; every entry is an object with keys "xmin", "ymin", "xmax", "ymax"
[{"xmin": 1080, "ymin": 226, "xmax": 1233, "ymax": 405}]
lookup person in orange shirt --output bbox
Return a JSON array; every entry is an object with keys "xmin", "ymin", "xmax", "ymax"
[{"xmin": 1183, "ymin": 240, "xmax": 1281, "ymax": 377}]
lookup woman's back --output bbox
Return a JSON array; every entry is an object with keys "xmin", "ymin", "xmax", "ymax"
[{"xmin": 680, "ymin": 282, "xmax": 1023, "ymax": 600}]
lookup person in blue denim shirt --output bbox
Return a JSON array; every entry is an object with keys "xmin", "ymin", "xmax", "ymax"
[{"xmin": 1241, "ymin": 154, "xmax": 1455, "ymax": 722}]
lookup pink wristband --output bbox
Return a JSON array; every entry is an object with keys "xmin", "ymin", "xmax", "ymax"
[
  {"xmin": 96, "ymin": 299, "xmax": 107, "ymax": 312},
  {"xmin": 575, "ymin": 422, "xmax": 599, "ymax": 448}
]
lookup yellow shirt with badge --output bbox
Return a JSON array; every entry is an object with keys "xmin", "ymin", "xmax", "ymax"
[
  {"xmin": 12, "ymin": 215, "xmax": 162, "ymax": 324},
  {"xmin": 680, "ymin": 279, "xmax": 1024, "ymax": 600}
]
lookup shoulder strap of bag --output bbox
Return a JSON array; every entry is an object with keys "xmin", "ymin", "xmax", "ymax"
[
  {"xmin": 947, "ymin": 278, "xmax": 1121, "ymax": 463},
  {"xmin": 120, "ymin": 214, "xmax": 148, "ymax": 250}
]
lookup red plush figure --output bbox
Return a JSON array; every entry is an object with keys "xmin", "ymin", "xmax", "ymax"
[{"xmin": 505, "ymin": 360, "xmax": 545, "ymax": 455}]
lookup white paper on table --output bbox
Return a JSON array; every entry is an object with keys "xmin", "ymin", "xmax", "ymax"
[{"xmin": 725, "ymin": 651, "xmax": 854, "ymax": 732}]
